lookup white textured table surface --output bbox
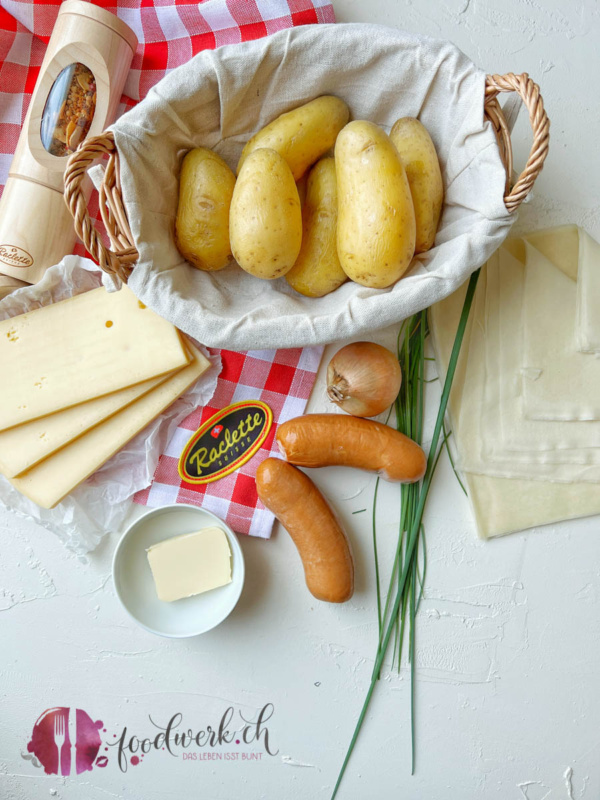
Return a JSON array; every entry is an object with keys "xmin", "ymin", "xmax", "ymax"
[{"xmin": 2, "ymin": 2, "xmax": 600, "ymax": 799}]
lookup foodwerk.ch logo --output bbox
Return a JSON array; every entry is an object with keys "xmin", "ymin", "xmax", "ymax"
[
  {"xmin": 26, "ymin": 707, "xmax": 106, "ymax": 775},
  {"xmin": 26, "ymin": 704, "xmax": 278, "ymax": 775}
]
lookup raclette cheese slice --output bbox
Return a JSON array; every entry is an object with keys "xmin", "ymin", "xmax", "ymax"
[
  {"xmin": 0, "ymin": 369, "xmax": 179, "ymax": 479},
  {"xmin": 0, "ymin": 286, "xmax": 190, "ymax": 431},
  {"xmin": 10, "ymin": 342, "xmax": 210, "ymax": 509}
]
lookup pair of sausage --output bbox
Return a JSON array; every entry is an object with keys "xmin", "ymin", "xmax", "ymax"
[{"xmin": 256, "ymin": 415, "xmax": 427, "ymax": 604}]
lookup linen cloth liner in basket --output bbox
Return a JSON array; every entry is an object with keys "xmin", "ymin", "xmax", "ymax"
[{"xmin": 67, "ymin": 23, "xmax": 548, "ymax": 351}]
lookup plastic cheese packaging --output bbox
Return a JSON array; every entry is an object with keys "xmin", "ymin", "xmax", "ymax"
[
  {"xmin": 10, "ymin": 342, "xmax": 210, "ymax": 509},
  {"xmin": 0, "ymin": 371, "xmax": 179, "ymax": 478},
  {"xmin": 0, "ymin": 285, "xmax": 190, "ymax": 431},
  {"xmin": 146, "ymin": 527, "xmax": 232, "ymax": 603}
]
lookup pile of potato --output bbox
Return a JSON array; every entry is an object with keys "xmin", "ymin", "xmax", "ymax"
[{"xmin": 175, "ymin": 96, "xmax": 443, "ymax": 295}]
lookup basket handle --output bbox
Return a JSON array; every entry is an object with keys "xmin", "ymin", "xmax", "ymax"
[
  {"xmin": 484, "ymin": 72, "xmax": 550, "ymax": 213},
  {"xmin": 64, "ymin": 132, "xmax": 137, "ymax": 282},
  {"xmin": 64, "ymin": 72, "xmax": 550, "ymax": 280}
]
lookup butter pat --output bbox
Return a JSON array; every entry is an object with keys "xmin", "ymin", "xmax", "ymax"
[{"xmin": 147, "ymin": 527, "xmax": 232, "ymax": 603}]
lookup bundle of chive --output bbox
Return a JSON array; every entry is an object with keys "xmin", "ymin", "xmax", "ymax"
[{"xmin": 332, "ymin": 270, "xmax": 479, "ymax": 798}]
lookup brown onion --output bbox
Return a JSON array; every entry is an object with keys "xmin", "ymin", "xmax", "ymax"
[{"xmin": 326, "ymin": 341, "xmax": 402, "ymax": 418}]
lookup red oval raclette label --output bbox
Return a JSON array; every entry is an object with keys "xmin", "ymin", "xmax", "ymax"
[{"xmin": 178, "ymin": 401, "xmax": 273, "ymax": 485}]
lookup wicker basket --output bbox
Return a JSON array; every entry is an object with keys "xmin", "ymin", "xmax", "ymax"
[
  {"xmin": 64, "ymin": 72, "xmax": 549, "ymax": 286},
  {"xmin": 64, "ymin": 72, "xmax": 548, "ymax": 286}
]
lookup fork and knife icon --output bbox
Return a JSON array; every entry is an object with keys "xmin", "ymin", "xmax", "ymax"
[{"xmin": 53, "ymin": 710, "xmax": 76, "ymax": 775}]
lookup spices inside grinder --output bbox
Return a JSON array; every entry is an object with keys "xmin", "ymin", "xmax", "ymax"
[{"xmin": 41, "ymin": 64, "xmax": 97, "ymax": 157}]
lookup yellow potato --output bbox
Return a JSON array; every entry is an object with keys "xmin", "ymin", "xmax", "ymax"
[
  {"xmin": 286, "ymin": 158, "xmax": 347, "ymax": 298},
  {"xmin": 237, "ymin": 96, "xmax": 350, "ymax": 181},
  {"xmin": 296, "ymin": 172, "xmax": 308, "ymax": 207},
  {"xmin": 335, "ymin": 121, "xmax": 416, "ymax": 289},
  {"xmin": 230, "ymin": 148, "xmax": 302, "ymax": 280},
  {"xmin": 390, "ymin": 117, "xmax": 443, "ymax": 253},
  {"xmin": 175, "ymin": 147, "xmax": 236, "ymax": 271}
]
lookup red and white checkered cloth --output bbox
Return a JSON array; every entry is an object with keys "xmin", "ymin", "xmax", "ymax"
[
  {"xmin": 134, "ymin": 346, "xmax": 323, "ymax": 538},
  {"xmin": 0, "ymin": 0, "xmax": 335, "ymax": 197},
  {"xmin": 0, "ymin": 0, "xmax": 334, "ymax": 538}
]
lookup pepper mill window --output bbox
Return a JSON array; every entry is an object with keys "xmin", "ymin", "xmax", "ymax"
[{"xmin": 40, "ymin": 63, "xmax": 97, "ymax": 157}]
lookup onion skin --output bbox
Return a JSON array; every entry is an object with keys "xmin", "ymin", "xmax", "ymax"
[{"xmin": 326, "ymin": 341, "xmax": 402, "ymax": 418}]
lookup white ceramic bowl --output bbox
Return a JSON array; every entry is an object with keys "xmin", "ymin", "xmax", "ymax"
[{"xmin": 112, "ymin": 504, "xmax": 245, "ymax": 638}]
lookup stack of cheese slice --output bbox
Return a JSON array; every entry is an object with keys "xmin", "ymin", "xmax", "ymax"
[
  {"xmin": 430, "ymin": 225, "xmax": 600, "ymax": 538},
  {"xmin": 0, "ymin": 286, "xmax": 210, "ymax": 509}
]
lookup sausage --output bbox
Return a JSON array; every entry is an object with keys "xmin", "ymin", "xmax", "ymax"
[
  {"xmin": 256, "ymin": 458, "xmax": 354, "ymax": 603},
  {"xmin": 277, "ymin": 414, "xmax": 426, "ymax": 483}
]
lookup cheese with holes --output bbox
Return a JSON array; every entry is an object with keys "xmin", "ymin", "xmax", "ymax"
[
  {"xmin": 0, "ymin": 369, "xmax": 180, "ymax": 479},
  {"xmin": 0, "ymin": 286, "xmax": 190, "ymax": 431},
  {"xmin": 147, "ymin": 527, "xmax": 232, "ymax": 603},
  {"xmin": 10, "ymin": 342, "xmax": 210, "ymax": 509}
]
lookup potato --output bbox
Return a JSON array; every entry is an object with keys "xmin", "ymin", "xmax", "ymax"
[
  {"xmin": 229, "ymin": 148, "xmax": 302, "ymax": 279},
  {"xmin": 175, "ymin": 147, "xmax": 236, "ymax": 271},
  {"xmin": 296, "ymin": 172, "xmax": 308, "ymax": 207},
  {"xmin": 286, "ymin": 157, "xmax": 347, "ymax": 298},
  {"xmin": 335, "ymin": 121, "xmax": 416, "ymax": 289},
  {"xmin": 237, "ymin": 96, "xmax": 350, "ymax": 181},
  {"xmin": 390, "ymin": 117, "xmax": 443, "ymax": 253}
]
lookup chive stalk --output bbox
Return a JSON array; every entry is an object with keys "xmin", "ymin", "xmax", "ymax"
[{"xmin": 331, "ymin": 270, "xmax": 480, "ymax": 799}]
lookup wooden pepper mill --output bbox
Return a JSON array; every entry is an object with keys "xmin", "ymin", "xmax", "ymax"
[{"xmin": 0, "ymin": 1, "xmax": 137, "ymax": 286}]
